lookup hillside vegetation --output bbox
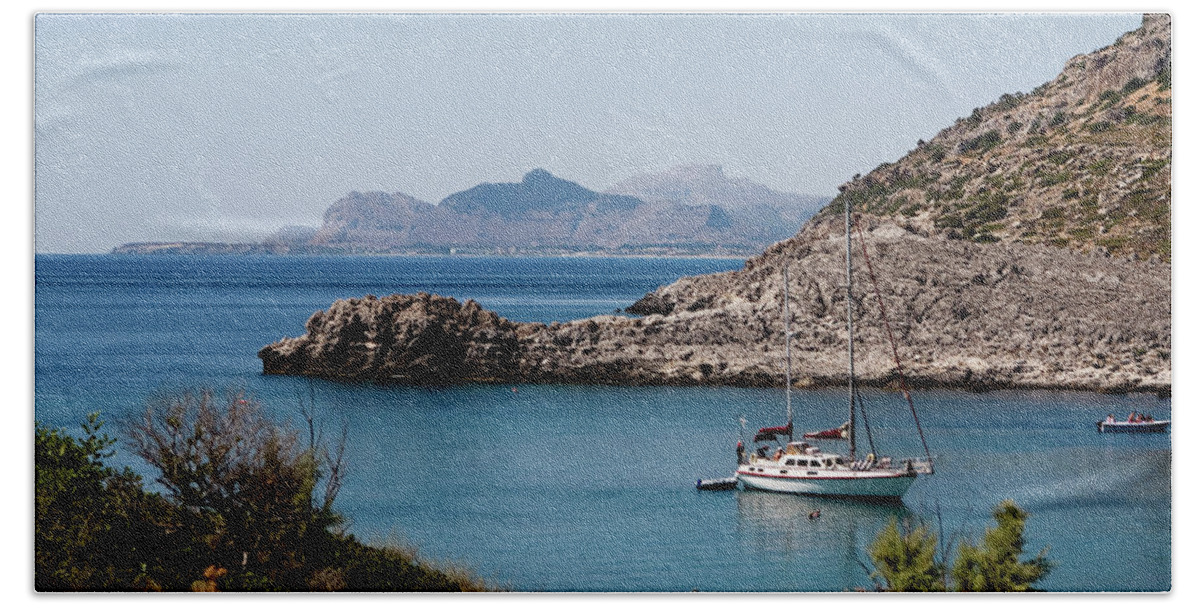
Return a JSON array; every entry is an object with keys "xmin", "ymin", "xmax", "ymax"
[{"xmin": 820, "ymin": 14, "xmax": 1170, "ymax": 261}]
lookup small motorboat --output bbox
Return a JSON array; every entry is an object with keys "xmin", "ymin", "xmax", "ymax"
[{"xmin": 1097, "ymin": 413, "xmax": 1170, "ymax": 433}]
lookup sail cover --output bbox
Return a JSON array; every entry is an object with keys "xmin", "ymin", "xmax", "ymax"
[
  {"xmin": 753, "ymin": 422, "xmax": 793, "ymax": 442},
  {"xmin": 803, "ymin": 422, "xmax": 850, "ymax": 440}
]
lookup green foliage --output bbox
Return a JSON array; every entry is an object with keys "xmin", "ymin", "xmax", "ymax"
[
  {"xmin": 934, "ymin": 213, "xmax": 963, "ymax": 229},
  {"xmin": 1046, "ymin": 149, "xmax": 1075, "ymax": 165},
  {"xmin": 995, "ymin": 92, "xmax": 1024, "ymax": 111},
  {"xmin": 1156, "ymin": 65, "xmax": 1171, "ymax": 91},
  {"xmin": 1087, "ymin": 157, "xmax": 1114, "ymax": 176},
  {"xmin": 1096, "ymin": 89, "xmax": 1122, "ymax": 110},
  {"xmin": 964, "ymin": 108, "xmax": 984, "ymax": 129},
  {"xmin": 868, "ymin": 518, "xmax": 945, "ymax": 591},
  {"xmin": 37, "ymin": 400, "xmax": 488, "ymax": 592},
  {"xmin": 951, "ymin": 501, "xmax": 1053, "ymax": 591},
  {"xmin": 35, "ymin": 413, "xmax": 175, "ymax": 590},
  {"xmin": 928, "ymin": 144, "xmax": 947, "ymax": 163},
  {"xmin": 126, "ymin": 392, "xmax": 327, "ymax": 589},
  {"xmin": 1138, "ymin": 158, "xmax": 1169, "ymax": 181},
  {"xmin": 959, "ymin": 130, "xmax": 1003, "ymax": 154},
  {"xmin": 1037, "ymin": 169, "xmax": 1072, "ymax": 187},
  {"xmin": 964, "ymin": 192, "xmax": 1009, "ymax": 224},
  {"xmin": 1048, "ymin": 111, "xmax": 1067, "ymax": 128},
  {"xmin": 867, "ymin": 500, "xmax": 1052, "ymax": 593},
  {"xmin": 1121, "ymin": 77, "xmax": 1149, "ymax": 96}
]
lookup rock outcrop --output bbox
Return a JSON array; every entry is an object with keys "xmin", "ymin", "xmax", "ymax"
[
  {"xmin": 260, "ymin": 293, "xmax": 525, "ymax": 384},
  {"xmin": 259, "ymin": 218, "xmax": 1169, "ymax": 394}
]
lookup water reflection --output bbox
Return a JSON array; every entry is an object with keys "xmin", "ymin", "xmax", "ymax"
[{"xmin": 735, "ymin": 490, "xmax": 912, "ymax": 590}]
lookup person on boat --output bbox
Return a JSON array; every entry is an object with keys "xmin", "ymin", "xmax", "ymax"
[
  {"xmin": 736, "ymin": 441, "xmax": 745, "ymax": 465},
  {"xmin": 1128, "ymin": 411, "xmax": 1138, "ymax": 423},
  {"xmin": 1106, "ymin": 414, "xmax": 1116, "ymax": 424},
  {"xmin": 773, "ymin": 448, "xmax": 784, "ymax": 461}
]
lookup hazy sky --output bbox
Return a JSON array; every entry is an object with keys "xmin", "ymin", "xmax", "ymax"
[{"xmin": 34, "ymin": 12, "xmax": 1142, "ymax": 253}]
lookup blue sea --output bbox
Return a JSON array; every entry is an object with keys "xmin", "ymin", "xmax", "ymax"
[{"xmin": 34, "ymin": 254, "xmax": 1171, "ymax": 592}]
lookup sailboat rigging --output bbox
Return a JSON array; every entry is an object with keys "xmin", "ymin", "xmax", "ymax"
[{"xmin": 734, "ymin": 200, "xmax": 933, "ymax": 499}]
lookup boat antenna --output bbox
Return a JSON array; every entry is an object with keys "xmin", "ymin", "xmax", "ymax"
[
  {"xmin": 845, "ymin": 198, "xmax": 857, "ymax": 461},
  {"xmin": 783, "ymin": 266, "xmax": 794, "ymax": 441}
]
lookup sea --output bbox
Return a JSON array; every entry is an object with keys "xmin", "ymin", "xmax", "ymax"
[{"xmin": 34, "ymin": 254, "xmax": 1171, "ymax": 592}]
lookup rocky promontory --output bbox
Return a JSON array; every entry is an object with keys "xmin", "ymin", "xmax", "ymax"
[{"xmin": 260, "ymin": 217, "xmax": 1169, "ymax": 394}]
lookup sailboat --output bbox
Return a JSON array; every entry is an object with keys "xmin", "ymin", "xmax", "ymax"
[{"xmin": 735, "ymin": 201, "xmax": 933, "ymax": 499}]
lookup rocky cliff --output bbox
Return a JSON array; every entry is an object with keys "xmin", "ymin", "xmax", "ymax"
[{"xmin": 259, "ymin": 15, "xmax": 1170, "ymax": 395}]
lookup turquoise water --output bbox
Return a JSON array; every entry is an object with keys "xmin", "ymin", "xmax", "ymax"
[{"xmin": 34, "ymin": 254, "xmax": 1171, "ymax": 591}]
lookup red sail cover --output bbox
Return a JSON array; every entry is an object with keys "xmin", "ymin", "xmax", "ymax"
[
  {"xmin": 754, "ymin": 422, "xmax": 792, "ymax": 442},
  {"xmin": 803, "ymin": 422, "xmax": 850, "ymax": 440}
]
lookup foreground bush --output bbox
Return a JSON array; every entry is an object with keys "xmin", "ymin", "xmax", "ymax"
[
  {"xmin": 35, "ymin": 394, "xmax": 489, "ymax": 592},
  {"xmin": 868, "ymin": 500, "xmax": 1053, "ymax": 592}
]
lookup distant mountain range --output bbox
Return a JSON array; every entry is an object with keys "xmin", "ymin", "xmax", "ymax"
[{"xmin": 112, "ymin": 166, "xmax": 830, "ymax": 256}]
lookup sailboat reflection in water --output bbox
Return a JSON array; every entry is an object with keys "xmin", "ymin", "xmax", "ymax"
[{"xmin": 736, "ymin": 200, "xmax": 934, "ymax": 499}]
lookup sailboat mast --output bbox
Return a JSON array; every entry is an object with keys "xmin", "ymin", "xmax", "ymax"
[
  {"xmin": 845, "ymin": 199, "xmax": 857, "ymax": 461},
  {"xmin": 783, "ymin": 267, "xmax": 793, "ymax": 440}
]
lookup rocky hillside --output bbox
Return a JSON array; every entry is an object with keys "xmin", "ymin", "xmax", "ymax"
[
  {"xmin": 605, "ymin": 164, "xmax": 828, "ymax": 244},
  {"xmin": 259, "ymin": 15, "xmax": 1170, "ymax": 395},
  {"xmin": 260, "ymin": 220, "xmax": 1169, "ymax": 393},
  {"xmin": 114, "ymin": 167, "xmax": 825, "ymax": 256},
  {"xmin": 307, "ymin": 169, "xmax": 822, "ymax": 256},
  {"xmin": 819, "ymin": 13, "xmax": 1170, "ymax": 261}
]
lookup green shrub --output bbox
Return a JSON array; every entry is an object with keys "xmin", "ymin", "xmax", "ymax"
[
  {"xmin": 960, "ymin": 130, "xmax": 1003, "ymax": 154},
  {"xmin": 951, "ymin": 501, "xmax": 1053, "ymax": 591},
  {"xmin": 37, "ymin": 401, "xmax": 491, "ymax": 592},
  {"xmin": 35, "ymin": 414, "xmax": 176, "ymax": 591},
  {"xmin": 1121, "ymin": 77, "xmax": 1149, "ymax": 95},
  {"xmin": 867, "ymin": 500, "xmax": 1052, "ymax": 593},
  {"xmin": 869, "ymin": 519, "xmax": 945, "ymax": 591},
  {"xmin": 928, "ymin": 144, "xmax": 947, "ymax": 162}
]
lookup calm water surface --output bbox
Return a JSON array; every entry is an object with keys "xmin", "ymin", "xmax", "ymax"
[{"xmin": 34, "ymin": 255, "xmax": 1171, "ymax": 591}]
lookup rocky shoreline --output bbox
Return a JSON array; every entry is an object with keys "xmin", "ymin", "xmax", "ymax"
[{"xmin": 259, "ymin": 219, "xmax": 1170, "ymax": 396}]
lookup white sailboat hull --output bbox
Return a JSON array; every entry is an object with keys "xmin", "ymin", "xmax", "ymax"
[{"xmin": 737, "ymin": 465, "xmax": 917, "ymax": 498}]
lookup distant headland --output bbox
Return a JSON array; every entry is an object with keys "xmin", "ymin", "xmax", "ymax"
[{"xmin": 111, "ymin": 165, "xmax": 830, "ymax": 258}]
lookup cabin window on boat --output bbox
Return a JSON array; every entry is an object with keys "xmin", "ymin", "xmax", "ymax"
[
  {"xmin": 835, "ymin": 457, "xmax": 845, "ymax": 465},
  {"xmin": 824, "ymin": 459, "xmax": 834, "ymax": 467},
  {"xmin": 785, "ymin": 458, "xmax": 796, "ymax": 465}
]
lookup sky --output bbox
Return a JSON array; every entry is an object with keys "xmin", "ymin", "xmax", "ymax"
[{"xmin": 33, "ymin": 12, "xmax": 1143, "ymax": 253}]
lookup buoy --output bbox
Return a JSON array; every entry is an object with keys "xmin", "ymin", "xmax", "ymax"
[{"xmin": 809, "ymin": 509, "xmax": 821, "ymax": 520}]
